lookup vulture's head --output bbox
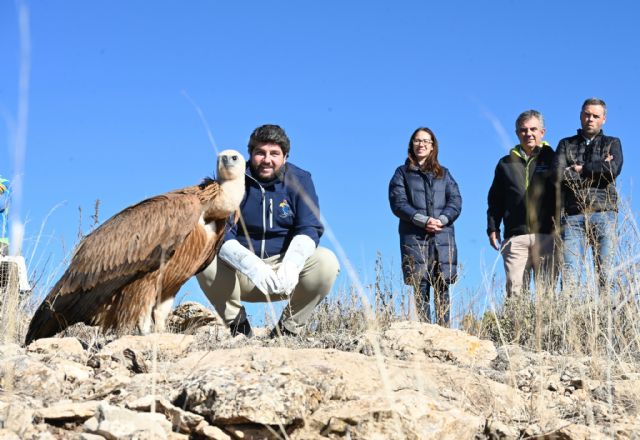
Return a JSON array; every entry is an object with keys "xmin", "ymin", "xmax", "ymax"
[{"xmin": 217, "ymin": 150, "xmax": 245, "ymax": 181}]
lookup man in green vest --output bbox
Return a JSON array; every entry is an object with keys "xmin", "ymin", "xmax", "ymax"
[{"xmin": 487, "ymin": 110, "xmax": 557, "ymax": 298}]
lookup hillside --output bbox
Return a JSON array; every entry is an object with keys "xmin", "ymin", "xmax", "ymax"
[{"xmin": 1, "ymin": 302, "xmax": 639, "ymax": 439}]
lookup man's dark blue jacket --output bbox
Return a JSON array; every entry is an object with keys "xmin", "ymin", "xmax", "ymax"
[{"xmin": 224, "ymin": 162, "xmax": 323, "ymax": 258}]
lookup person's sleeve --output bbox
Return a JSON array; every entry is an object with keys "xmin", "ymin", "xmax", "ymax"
[
  {"xmin": 553, "ymin": 140, "xmax": 575, "ymax": 220},
  {"xmin": 582, "ymin": 137, "xmax": 623, "ymax": 183},
  {"xmin": 389, "ymin": 167, "xmax": 419, "ymax": 223},
  {"xmin": 555, "ymin": 140, "xmax": 581, "ymax": 184},
  {"xmin": 290, "ymin": 172, "xmax": 323, "ymax": 246},
  {"xmin": 439, "ymin": 170, "xmax": 462, "ymax": 225},
  {"xmin": 0, "ymin": 186, "xmax": 9, "ymax": 213},
  {"xmin": 487, "ymin": 163, "xmax": 504, "ymax": 235}
]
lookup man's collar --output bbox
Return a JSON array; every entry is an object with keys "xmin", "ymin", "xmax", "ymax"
[
  {"xmin": 577, "ymin": 128, "xmax": 603, "ymax": 143},
  {"xmin": 512, "ymin": 141, "xmax": 549, "ymax": 159}
]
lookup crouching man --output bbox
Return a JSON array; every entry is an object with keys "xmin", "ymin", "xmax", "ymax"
[{"xmin": 197, "ymin": 124, "xmax": 340, "ymax": 338}]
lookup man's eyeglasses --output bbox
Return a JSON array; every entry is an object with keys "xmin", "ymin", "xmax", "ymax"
[{"xmin": 413, "ymin": 139, "xmax": 433, "ymax": 145}]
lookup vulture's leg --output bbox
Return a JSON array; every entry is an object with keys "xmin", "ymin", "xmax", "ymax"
[
  {"xmin": 137, "ymin": 308, "xmax": 153, "ymax": 335},
  {"xmin": 152, "ymin": 297, "xmax": 173, "ymax": 332},
  {"xmin": 143, "ymin": 248, "xmax": 170, "ymax": 334}
]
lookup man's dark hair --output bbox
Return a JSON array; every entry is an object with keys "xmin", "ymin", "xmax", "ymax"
[
  {"xmin": 248, "ymin": 124, "xmax": 291, "ymax": 156},
  {"xmin": 582, "ymin": 97, "xmax": 607, "ymax": 114}
]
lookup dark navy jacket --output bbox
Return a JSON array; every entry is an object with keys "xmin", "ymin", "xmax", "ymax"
[
  {"xmin": 225, "ymin": 162, "xmax": 323, "ymax": 258},
  {"xmin": 389, "ymin": 161, "xmax": 462, "ymax": 285}
]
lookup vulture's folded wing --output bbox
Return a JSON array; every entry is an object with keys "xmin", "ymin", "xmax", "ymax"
[{"xmin": 57, "ymin": 192, "xmax": 203, "ymax": 296}]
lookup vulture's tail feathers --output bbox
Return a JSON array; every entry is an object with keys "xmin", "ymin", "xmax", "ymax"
[{"xmin": 24, "ymin": 272, "xmax": 146, "ymax": 345}]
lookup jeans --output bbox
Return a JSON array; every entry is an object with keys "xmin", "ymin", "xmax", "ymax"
[
  {"xmin": 561, "ymin": 211, "xmax": 616, "ymax": 293},
  {"xmin": 416, "ymin": 277, "xmax": 450, "ymax": 327}
]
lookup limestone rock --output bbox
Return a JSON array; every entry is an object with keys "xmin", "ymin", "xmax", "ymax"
[
  {"xmin": 51, "ymin": 358, "xmax": 94, "ymax": 383},
  {"xmin": 77, "ymin": 434, "xmax": 107, "ymax": 440},
  {"xmin": 98, "ymin": 334, "xmax": 194, "ymax": 360},
  {"xmin": 1, "ymin": 355, "xmax": 64, "ymax": 402},
  {"xmin": 26, "ymin": 337, "xmax": 86, "ymax": 363},
  {"xmin": 1, "ymin": 318, "xmax": 637, "ymax": 439},
  {"xmin": 126, "ymin": 395, "xmax": 204, "ymax": 433},
  {"xmin": 174, "ymin": 360, "xmax": 341, "ymax": 426},
  {"xmin": 86, "ymin": 373, "xmax": 132, "ymax": 401},
  {"xmin": 311, "ymin": 390, "xmax": 483, "ymax": 439},
  {"xmin": 194, "ymin": 422, "xmax": 232, "ymax": 440},
  {"xmin": 491, "ymin": 344, "xmax": 535, "ymax": 371},
  {"xmin": 0, "ymin": 429, "xmax": 20, "ymax": 440},
  {"xmin": 84, "ymin": 402, "xmax": 171, "ymax": 440},
  {"xmin": 0, "ymin": 343, "xmax": 23, "ymax": 358},
  {"xmin": 35, "ymin": 400, "xmax": 100, "ymax": 422},
  {"xmin": 481, "ymin": 418, "xmax": 519, "ymax": 439},
  {"xmin": 381, "ymin": 321, "xmax": 497, "ymax": 368},
  {"xmin": 0, "ymin": 399, "xmax": 34, "ymax": 437},
  {"xmin": 167, "ymin": 302, "xmax": 223, "ymax": 333}
]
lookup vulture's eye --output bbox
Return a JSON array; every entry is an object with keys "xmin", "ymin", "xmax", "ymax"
[{"xmin": 232, "ymin": 155, "xmax": 238, "ymax": 160}]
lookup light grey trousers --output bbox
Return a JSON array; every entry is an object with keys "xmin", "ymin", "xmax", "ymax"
[
  {"xmin": 501, "ymin": 233, "xmax": 556, "ymax": 297},
  {"xmin": 196, "ymin": 246, "xmax": 340, "ymax": 334}
]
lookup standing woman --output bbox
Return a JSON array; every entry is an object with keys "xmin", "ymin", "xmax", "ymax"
[{"xmin": 388, "ymin": 127, "xmax": 462, "ymax": 326}]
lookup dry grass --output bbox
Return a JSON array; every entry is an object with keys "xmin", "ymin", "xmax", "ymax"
[
  {"xmin": 4, "ymin": 197, "xmax": 639, "ymax": 381},
  {"xmin": 460, "ymin": 200, "xmax": 640, "ymax": 373},
  {"xmin": 2, "ymin": 200, "xmax": 639, "ymax": 440},
  {"xmin": 0, "ymin": 261, "xmax": 32, "ymax": 345}
]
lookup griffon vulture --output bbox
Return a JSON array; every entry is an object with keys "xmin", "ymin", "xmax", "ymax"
[{"xmin": 25, "ymin": 150, "xmax": 245, "ymax": 344}]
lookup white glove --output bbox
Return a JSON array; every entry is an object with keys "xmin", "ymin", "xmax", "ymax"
[
  {"xmin": 218, "ymin": 240, "xmax": 284, "ymax": 295},
  {"xmin": 277, "ymin": 235, "xmax": 316, "ymax": 295}
]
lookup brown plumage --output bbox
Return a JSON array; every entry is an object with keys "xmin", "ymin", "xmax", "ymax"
[{"xmin": 25, "ymin": 150, "xmax": 245, "ymax": 344}]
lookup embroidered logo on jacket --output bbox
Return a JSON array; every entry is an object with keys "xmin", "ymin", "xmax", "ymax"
[{"xmin": 279, "ymin": 200, "xmax": 293, "ymax": 218}]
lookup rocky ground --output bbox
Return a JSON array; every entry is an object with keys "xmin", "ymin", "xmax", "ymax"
[{"xmin": 1, "ymin": 302, "xmax": 639, "ymax": 439}]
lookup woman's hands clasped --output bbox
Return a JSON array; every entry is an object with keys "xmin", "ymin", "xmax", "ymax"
[{"xmin": 425, "ymin": 217, "xmax": 444, "ymax": 234}]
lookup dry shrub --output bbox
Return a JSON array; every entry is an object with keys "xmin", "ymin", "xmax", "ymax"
[
  {"xmin": 310, "ymin": 254, "xmax": 406, "ymax": 325},
  {"xmin": 0, "ymin": 260, "xmax": 32, "ymax": 344},
  {"xmin": 464, "ymin": 199, "xmax": 640, "ymax": 368}
]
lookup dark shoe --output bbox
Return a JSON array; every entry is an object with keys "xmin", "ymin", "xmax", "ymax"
[
  {"xmin": 229, "ymin": 306, "xmax": 253, "ymax": 338},
  {"xmin": 268, "ymin": 321, "xmax": 297, "ymax": 339}
]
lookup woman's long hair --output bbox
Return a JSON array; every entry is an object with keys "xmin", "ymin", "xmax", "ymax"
[{"xmin": 407, "ymin": 127, "xmax": 444, "ymax": 178}]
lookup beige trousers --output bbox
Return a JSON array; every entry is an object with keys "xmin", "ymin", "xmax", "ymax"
[
  {"xmin": 501, "ymin": 233, "xmax": 556, "ymax": 297},
  {"xmin": 196, "ymin": 247, "xmax": 340, "ymax": 334}
]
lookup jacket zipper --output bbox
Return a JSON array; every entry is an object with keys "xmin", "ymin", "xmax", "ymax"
[
  {"xmin": 259, "ymin": 186, "xmax": 266, "ymax": 259},
  {"xmin": 269, "ymin": 198, "xmax": 273, "ymax": 229},
  {"xmin": 524, "ymin": 156, "xmax": 536, "ymax": 232},
  {"xmin": 423, "ymin": 171, "xmax": 433, "ymax": 225}
]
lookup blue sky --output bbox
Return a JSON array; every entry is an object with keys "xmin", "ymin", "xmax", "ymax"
[{"xmin": 2, "ymin": 1, "xmax": 639, "ymax": 325}]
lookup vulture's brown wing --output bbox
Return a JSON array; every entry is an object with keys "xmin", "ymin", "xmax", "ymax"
[
  {"xmin": 25, "ymin": 191, "xmax": 207, "ymax": 343},
  {"xmin": 58, "ymin": 191, "xmax": 203, "ymax": 295}
]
